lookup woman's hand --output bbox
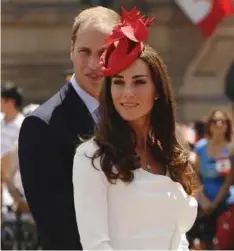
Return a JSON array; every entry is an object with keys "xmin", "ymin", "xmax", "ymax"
[
  {"xmin": 14, "ymin": 199, "xmax": 31, "ymax": 213},
  {"xmin": 201, "ymin": 201, "xmax": 217, "ymax": 215},
  {"xmin": 199, "ymin": 193, "xmax": 216, "ymax": 215}
]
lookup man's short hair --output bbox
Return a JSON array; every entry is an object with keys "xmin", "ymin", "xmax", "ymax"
[
  {"xmin": 1, "ymin": 82, "xmax": 24, "ymax": 109},
  {"xmin": 71, "ymin": 6, "xmax": 120, "ymax": 44}
]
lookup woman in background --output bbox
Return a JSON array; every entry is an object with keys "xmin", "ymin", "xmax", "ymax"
[{"xmin": 187, "ymin": 109, "xmax": 234, "ymax": 249}]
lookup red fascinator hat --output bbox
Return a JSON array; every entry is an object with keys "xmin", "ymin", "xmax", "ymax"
[{"xmin": 100, "ymin": 7, "xmax": 154, "ymax": 76}]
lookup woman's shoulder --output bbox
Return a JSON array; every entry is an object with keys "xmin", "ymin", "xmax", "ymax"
[
  {"xmin": 73, "ymin": 138, "xmax": 105, "ymax": 177},
  {"xmin": 73, "ymin": 139, "xmax": 108, "ymax": 190},
  {"xmin": 171, "ymin": 181, "xmax": 197, "ymax": 208},
  {"xmin": 75, "ymin": 138, "xmax": 99, "ymax": 157},
  {"xmin": 194, "ymin": 138, "xmax": 207, "ymax": 154},
  {"xmin": 161, "ymin": 175, "xmax": 195, "ymax": 200},
  {"xmin": 171, "ymin": 181, "xmax": 198, "ymax": 234}
]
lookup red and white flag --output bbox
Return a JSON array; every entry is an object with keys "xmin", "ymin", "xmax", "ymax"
[{"xmin": 175, "ymin": 0, "xmax": 233, "ymax": 37}]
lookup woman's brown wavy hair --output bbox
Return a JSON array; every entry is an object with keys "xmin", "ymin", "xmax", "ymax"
[
  {"xmin": 206, "ymin": 108, "xmax": 233, "ymax": 142},
  {"xmin": 92, "ymin": 44, "xmax": 199, "ymax": 196}
]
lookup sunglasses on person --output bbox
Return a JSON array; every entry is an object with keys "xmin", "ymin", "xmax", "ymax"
[{"xmin": 210, "ymin": 118, "xmax": 227, "ymax": 125}]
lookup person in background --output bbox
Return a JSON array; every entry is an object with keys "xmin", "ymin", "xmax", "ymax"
[
  {"xmin": 1, "ymin": 82, "xmax": 24, "ymax": 210},
  {"xmin": 194, "ymin": 120, "xmax": 206, "ymax": 143},
  {"xmin": 2, "ymin": 103, "xmax": 42, "ymax": 250},
  {"xmin": 187, "ymin": 108, "xmax": 234, "ymax": 249},
  {"xmin": 214, "ymin": 142, "xmax": 234, "ymax": 250},
  {"xmin": 214, "ymin": 183, "xmax": 234, "ymax": 250},
  {"xmin": 73, "ymin": 7, "xmax": 198, "ymax": 250},
  {"xmin": 4, "ymin": 104, "xmax": 40, "ymax": 214},
  {"xmin": 18, "ymin": 7, "xmax": 120, "ymax": 250},
  {"xmin": 176, "ymin": 123, "xmax": 191, "ymax": 151}
]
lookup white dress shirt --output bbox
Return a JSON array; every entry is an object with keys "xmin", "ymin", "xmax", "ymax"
[
  {"xmin": 73, "ymin": 139, "xmax": 198, "ymax": 250},
  {"xmin": 70, "ymin": 74, "xmax": 99, "ymax": 124},
  {"xmin": 1, "ymin": 113, "xmax": 24, "ymax": 158}
]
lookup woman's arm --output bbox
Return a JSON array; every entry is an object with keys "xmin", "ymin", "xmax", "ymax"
[
  {"xmin": 73, "ymin": 142, "xmax": 113, "ymax": 250},
  {"xmin": 212, "ymin": 147, "xmax": 234, "ymax": 208},
  {"xmin": 194, "ymin": 155, "xmax": 212, "ymax": 208}
]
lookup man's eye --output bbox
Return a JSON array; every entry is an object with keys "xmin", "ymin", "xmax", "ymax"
[{"xmin": 79, "ymin": 49, "xmax": 90, "ymax": 54}]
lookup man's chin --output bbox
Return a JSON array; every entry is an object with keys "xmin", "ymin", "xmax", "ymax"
[{"xmin": 88, "ymin": 77, "xmax": 104, "ymax": 86}]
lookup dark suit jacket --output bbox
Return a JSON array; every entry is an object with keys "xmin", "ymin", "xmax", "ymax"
[{"xmin": 18, "ymin": 83, "xmax": 95, "ymax": 250}]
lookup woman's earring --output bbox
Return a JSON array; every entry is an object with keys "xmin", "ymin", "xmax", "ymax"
[
  {"xmin": 148, "ymin": 129, "xmax": 156, "ymax": 144},
  {"xmin": 154, "ymin": 96, "xmax": 159, "ymax": 101}
]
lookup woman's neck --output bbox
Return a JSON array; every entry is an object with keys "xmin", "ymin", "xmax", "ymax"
[
  {"xmin": 136, "ymin": 135, "xmax": 148, "ymax": 152},
  {"xmin": 129, "ymin": 117, "xmax": 150, "ymax": 152},
  {"xmin": 209, "ymin": 135, "xmax": 227, "ymax": 145}
]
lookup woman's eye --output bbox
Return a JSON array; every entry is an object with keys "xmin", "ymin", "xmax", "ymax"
[
  {"xmin": 113, "ymin": 80, "xmax": 124, "ymax": 85},
  {"xmin": 135, "ymin": 79, "xmax": 146, "ymax": 85}
]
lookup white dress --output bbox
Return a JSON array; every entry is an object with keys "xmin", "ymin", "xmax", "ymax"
[{"xmin": 73, "ymin": 140, "xmax": 198, "ymax": 250}]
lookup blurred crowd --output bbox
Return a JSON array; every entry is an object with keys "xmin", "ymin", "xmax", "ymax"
[
  {"xmin": 178, "ymin": 114, "xmax": 234, "ymax": 250},
  {"xmin": 1, "ymin": 82, "xmax": 40, "ymax": 249},
  {"xmin": 1, "ymin": 81, "xmax": 234, "ymax": 250}
]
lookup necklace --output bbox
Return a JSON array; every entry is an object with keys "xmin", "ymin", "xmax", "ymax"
[{"xmin": 135, "ymin": 150, "xmax": 152, "ymax": 171}]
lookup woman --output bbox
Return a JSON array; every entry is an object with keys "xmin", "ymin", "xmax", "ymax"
[
  {"xmin": 73, "ymin": 7, "xmax": 198, "ymax": 250},
  {"xmin": 187, "ymin": 109, "xmax": 234, "ymax": 249}
]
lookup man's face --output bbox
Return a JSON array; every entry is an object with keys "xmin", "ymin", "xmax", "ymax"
[
  {"xmin": 1, "ymin": 97, "xmax": 11, "ymax": 114},
  {"xmin": 70, "ymin": 26, "xmax": 111, "ymax": 98}
]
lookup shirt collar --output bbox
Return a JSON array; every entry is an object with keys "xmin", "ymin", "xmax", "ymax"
[{"xmin": 70, "ymin": 74, "xmax": 99, "ymax": 114}]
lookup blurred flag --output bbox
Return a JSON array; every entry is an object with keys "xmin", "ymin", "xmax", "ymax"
[{"xmin": 175, "ymin": 0, "xmax": 233, "ymax": 37}]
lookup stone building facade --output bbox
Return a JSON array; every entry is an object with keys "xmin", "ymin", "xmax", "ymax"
[{"xmin": 2, "ymin": 0, "xmax": 234, "ymax": 121}]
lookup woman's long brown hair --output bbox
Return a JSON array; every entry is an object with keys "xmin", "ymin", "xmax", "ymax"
[{"xmin": 92, "ymin": 44, "xmax": 199, "ymax": 196}]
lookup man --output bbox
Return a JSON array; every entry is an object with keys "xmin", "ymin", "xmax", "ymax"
[
  {"xmin": 18, "ymin": 6, "xmax": 120, "ymax": 250},
  {"xmin": 1, "ymin": 82, "xmax": 25, "ymax": 209}
]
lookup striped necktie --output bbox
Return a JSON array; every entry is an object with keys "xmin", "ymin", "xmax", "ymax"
[{"xmin": 93, "ymin": 107, "xmax": 99, "ymax": 124}]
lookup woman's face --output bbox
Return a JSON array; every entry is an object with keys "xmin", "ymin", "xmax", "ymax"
[
  {"xmin": 209, "ymin": 111, "xmax": 228, "ymax": 138},
  {"xmin": 111, "ymin": 59, "xmax": 157, "ymax": 125}
]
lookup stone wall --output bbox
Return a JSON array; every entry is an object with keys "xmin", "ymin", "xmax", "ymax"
[{"xmin": 2, "ymin": 1, "xmax": 233, "ymax": 120}]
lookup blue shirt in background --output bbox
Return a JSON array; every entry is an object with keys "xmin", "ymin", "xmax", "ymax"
[{"xmin": 194, "ymin": 138, "xmax": 232, "ymax": 204}]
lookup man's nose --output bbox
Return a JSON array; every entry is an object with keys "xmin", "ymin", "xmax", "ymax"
[{"xmin": 88, "ymin": 55, "xmax": 100, "ymax": 70}]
